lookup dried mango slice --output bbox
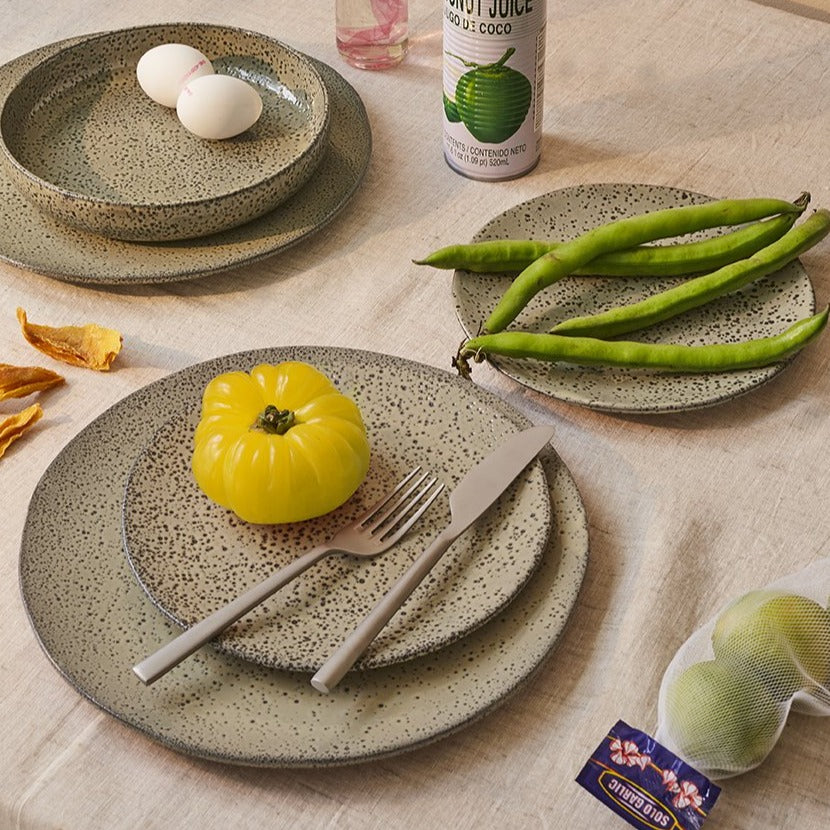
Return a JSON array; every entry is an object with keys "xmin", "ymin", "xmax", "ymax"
[
  {"xmin": 0, "ymin": 403, "xmax": 43, "ymax": 459},
  {"xmin": 17, "ymin": 308, "xmax": 122, "ymax": 371},
  {"xmin": 0, "ymin": 363, "xmax": 65, "ymax": 400}
]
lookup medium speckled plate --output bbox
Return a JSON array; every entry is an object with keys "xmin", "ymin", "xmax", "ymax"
[
  {"xmin": 0, "ymin": 34, "xmax": 370, "ymax": 282},
  {"xmin": 453, "ymin": 183, "xmax": 817, "ymax": 413},
  {"xmin": 0, "ymin": 24, "xmax": 330, "ymax": 241},
  {"xmin": 20, "ymin": 347, "xmax": 588, "ymax": 767},
  {"xmin": 121, "ymin": 355, "xmax": 552, "ymax": 672}
]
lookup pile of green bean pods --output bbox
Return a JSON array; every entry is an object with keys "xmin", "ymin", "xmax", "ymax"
[{"xmin": 417, "ymin": 193, "xmax": 830, "ymax": 377}]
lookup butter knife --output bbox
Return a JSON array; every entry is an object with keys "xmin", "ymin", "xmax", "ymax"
[{"xmin": 310, "ymin": 423, "xmax": 555, "ymax": 693}]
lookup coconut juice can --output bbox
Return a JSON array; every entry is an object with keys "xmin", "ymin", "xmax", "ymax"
[{"xmin": 443, "ymin": 0, "xmax": 546, "ymax": 181}]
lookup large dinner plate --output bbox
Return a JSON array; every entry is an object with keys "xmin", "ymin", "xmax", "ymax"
[
  {"xmin": 0, "ymin": 33, "xmax": 370, "ymax": 284},
  {"xmin": 120, "ymin": 352, "xmax": 552, "ymax": 672},
  {"xmin": 20, "ymin": 347, "xmax": 588, "ymax": 767},
  {"xmin": 453, "ymin": 183, "xmax": 817, "ymax": 413}
]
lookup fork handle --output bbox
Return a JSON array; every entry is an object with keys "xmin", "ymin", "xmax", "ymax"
[
  {"xmin": 133, "ymin": 544, "xmax": 330, "ymax": 685},
  {"xmin": 310, "ymin": 527, "xmax": 457, "ymax": 694}
]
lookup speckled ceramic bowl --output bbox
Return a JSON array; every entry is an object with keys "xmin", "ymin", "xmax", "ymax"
[
  {"xmin": 0, "ymin": 35, "xmax": 371, "ymax": 284},
  {"xmin": 0, "ymin": 24, "xmax": 330, "ymax": 241}
]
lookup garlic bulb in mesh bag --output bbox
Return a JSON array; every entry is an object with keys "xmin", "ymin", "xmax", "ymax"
[{"xmin": 656, "ymin": 560, "xmax": 830, "ymax": 779}]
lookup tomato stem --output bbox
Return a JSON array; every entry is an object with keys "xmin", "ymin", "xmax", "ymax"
[{"xmin": 256, "ymin": 405, "xmax": 295, "ymax": 435}]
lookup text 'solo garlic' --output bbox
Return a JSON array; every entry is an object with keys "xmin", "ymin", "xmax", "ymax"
[{"xmin": 442, "ymin": 0, "xmax": 546, "ymax": 180}]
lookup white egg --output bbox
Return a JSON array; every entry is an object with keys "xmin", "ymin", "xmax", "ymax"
[
  {"xmin": 176, "ymin": 74, "xmax": 263, "ymax": 140},
  {"xmin": 136, "ymin": 43, "xmax": 214, "ymax": 108}
]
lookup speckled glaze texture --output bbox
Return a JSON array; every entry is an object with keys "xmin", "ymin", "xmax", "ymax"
[
  {"xmin": 0, "ymin": 36, "xmax": 370, "ymax": 283},
  {"xmin": 0, "ymin": 24, "xmax": 330, "ymax": 241},
  {"xmin": 123, "ymin": 372, "xmax": 552, "ymax": 671},
  {"xmin": 453, "ymin": 183, "xmax": 817, "ymax": 413},
  {"xmin": 20, "ymin": 347, "xmax": 588, "ymax": 767}
]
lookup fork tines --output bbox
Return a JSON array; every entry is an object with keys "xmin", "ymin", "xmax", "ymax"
[{"xmin": 360, "ymin": 467, "xmax": 445, "ymax": 541}]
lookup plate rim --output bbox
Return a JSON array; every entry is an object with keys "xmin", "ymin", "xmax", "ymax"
[{"xmin": 19, "ymin": 345, "xmax": 589, "ymax": 767}]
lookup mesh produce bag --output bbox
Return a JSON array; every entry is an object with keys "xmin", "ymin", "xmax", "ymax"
[{"xmin": 655, "ymin": 559, "xmax": 830, "ymax": 779}]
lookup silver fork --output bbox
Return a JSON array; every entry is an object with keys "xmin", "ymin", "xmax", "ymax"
[{"xmin": 132, "ymin": 468, "xmax": 444, "ymax": 685}]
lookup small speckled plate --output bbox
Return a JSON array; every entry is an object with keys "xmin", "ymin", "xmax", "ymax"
[
  {"xmin": 20, "ymin": 347, "xmax": 588, "ymax": 767},
  {"xmin": 453, "ymin": 183, "xmax": 817, "ymax": 413},
  {"xmin": 0, "ymin": 34, "xmax": 369, "ymax": 282},
  {"xmin": 0, "ymin": 24, "xmax": 330, "ymax": 241},
  {"xmin": 121, "ymin": 353, "xmax": 552, "ymax": 672}
]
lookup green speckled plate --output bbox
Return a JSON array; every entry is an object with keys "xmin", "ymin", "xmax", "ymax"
[
  {"xmin": 0, "ymin": 31, "xmax": 370, "ymax": 283},
  {"xmin": 20, "ymin": 347, "xmax": 588, "ymax": 767},
  {"xmin": 453, "ymin": 183, "xmax": 817, "ymax": 414},
  {"xmin": 121, "ymin": 355, "xmax": 553, "ymax": 672}
]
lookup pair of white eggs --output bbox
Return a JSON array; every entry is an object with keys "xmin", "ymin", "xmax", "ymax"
[{"xmin": 136, "ymin": 43, "xmax": 263, "ymax": 140}]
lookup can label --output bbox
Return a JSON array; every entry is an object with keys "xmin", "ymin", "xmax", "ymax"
[{"xmin": 442, "ymin": 0, "xmax": 546, "ymax": 180}]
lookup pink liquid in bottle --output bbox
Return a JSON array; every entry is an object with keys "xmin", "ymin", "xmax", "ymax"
[{"xmin": 336, "ymin": 0, "xmax": 409, "ymax": 70}]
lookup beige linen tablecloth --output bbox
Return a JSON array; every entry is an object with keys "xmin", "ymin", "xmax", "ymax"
[{"xmin": 2, "ymin": 0, "xmax": 829, "ymax": 827}]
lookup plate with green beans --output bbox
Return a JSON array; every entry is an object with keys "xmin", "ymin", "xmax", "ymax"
[{"xmin": 444, "ymin": 183, "xmax": 822, "ymax": 413}]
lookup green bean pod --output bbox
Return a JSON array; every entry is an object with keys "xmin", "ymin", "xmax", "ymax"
[
  {"xmin": 414, "ymin": 211, "xmax": 802, "ymax": 275},
  {"xmin": 550, "ymin": 209, "xmax": 830, "ymax": 339},
  {"xmin": 454, "ymin": 307, "xmax": 828, "ymax": 377},
  {"xmin": 415, "ymin": 239, "xmax": 557, "ymax": 272},
  {"xmin": 484, "ymin": 195, "xmax": 809, "ymax": 333}
]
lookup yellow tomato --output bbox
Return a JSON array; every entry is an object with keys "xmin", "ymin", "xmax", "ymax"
[{"xmin": 191, "ymin": 362, "xmax": 370, "ymax": 524}]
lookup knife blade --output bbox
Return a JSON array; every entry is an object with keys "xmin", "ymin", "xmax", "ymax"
[{"xmin": 310, "ymin": 423, "xmax": 555, "ymax": 693}]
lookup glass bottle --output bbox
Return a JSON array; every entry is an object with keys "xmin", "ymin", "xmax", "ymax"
[{"xmin": 336, "ymin": 0, "xmax": 409, "ymax": 70}]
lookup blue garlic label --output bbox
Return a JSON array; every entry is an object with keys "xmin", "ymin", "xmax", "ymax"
[{"xmin": 576, "ymin": 721, "xmax": 721, "ymax": 830}]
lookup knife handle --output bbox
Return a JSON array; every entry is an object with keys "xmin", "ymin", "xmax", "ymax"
[{"xmin": 310, "ymin": 527, "xmax": 457, "ymax": 694}]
